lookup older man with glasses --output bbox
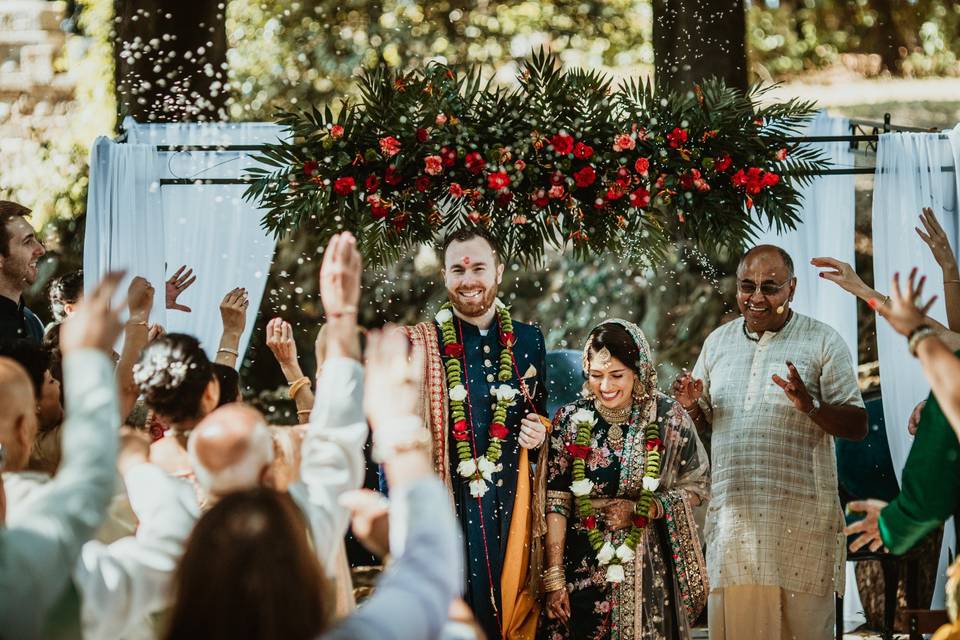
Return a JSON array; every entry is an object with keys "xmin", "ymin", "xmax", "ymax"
[{"xmin": 672, "ymin": 244, "xmax": 868, "ymax": 640}]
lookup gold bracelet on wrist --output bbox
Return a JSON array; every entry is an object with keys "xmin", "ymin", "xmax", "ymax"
[
  {"xmin": 542, "ymin": 566, "xmax": 566, "ymax": 592},
  {"xmin": 218, "ymin": 346, "xmax": 239, "ymax": 357},
  {"xmin": 288, "ymin": 376, "xmax": 311, "ymax": 400},
  {"xmin": 908, "ymin": 326, "xmax": 938, "ymax": 357}
]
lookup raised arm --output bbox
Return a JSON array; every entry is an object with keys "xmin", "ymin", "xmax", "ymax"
[
  {"xmin": 0, "ymin": 272, "xmax": 126, "ymax": 637},
  {"xmin": 75, "ymin": 430, "xmax": 200, "ymax": 640},
  {"xmin": 215, "ymin": 288, "xmax": 249, "ymax": 368},
  {"xmin": 116, "ymin": 277, "xmax": 154, "ymax": 421},
  {"xmin": 265, "ymin": 317, "xmax": 316, "ymax": 424},
  {"xmin": 915, "ymin": 207, "xmax": 960, "ymax": 332}
]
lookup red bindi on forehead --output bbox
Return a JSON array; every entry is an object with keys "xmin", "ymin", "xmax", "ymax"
[{"xmin": 462, "ymin": 257, "xmax": 471, "ymax": 266}]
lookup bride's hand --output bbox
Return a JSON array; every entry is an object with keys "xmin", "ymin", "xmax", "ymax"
[
  {"xmin": 602, "ymin": 499, "xmax": 636, "ymax": 530},
  {"xmin": 545, "ymin": 588, "xmax": 571, "ymax": 623}
]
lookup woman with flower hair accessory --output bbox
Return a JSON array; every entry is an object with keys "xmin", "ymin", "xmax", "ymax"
[{"xmin": 540, "ymin": 320, "xmax": 710, "ymax": 640}]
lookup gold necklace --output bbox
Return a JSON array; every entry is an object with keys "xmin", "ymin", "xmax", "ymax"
[{"xmin": 593, "ymin": 400, "xmax": 631, "ymax": 445}]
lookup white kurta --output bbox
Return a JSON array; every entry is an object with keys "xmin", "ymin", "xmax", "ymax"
[{"xmin": 692, "ymin": 313, "xmax": 863, "ymax": 597}]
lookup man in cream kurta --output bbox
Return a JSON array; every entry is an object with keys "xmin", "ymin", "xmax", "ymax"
[{"xmin": 676, "ymin": 245, "xmax": 867, "ymax": 640}]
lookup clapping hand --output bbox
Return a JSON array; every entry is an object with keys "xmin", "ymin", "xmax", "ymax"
[
  {"xmin": 220, "ymin": 287, "xmax": 249, "ymax": 336},
  {"xmin": 60, "ymin": 271, "xmax": 127, "ymax": 355},
  {"xmin": 916, "ymin": 207, "xmax": 958, "ymax": 273},
  {"xmin": 165, "ymin": 265, "xmax": 196, "ymax": 312},
  {"xmin": 319, "ymin": 232, "xmax": 362, "ymax": 361},
  {"xmin": 771, "ymin": 361, "xmax": 815, "ymax": 414},
  {"xmin": 870, "ymin": 268, "xmax": 937, "ymax": 337},
  {"xmin": 671, "ymin": 371, "xmax": 703, "ymax": 411}
]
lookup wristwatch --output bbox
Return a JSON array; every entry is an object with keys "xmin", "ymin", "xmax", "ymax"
[{"xmin": 807, "ymin": 397, "xmax": 821, "ymax": 418}]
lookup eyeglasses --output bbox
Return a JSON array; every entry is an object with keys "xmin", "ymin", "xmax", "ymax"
[{"xmin": 737, "ymin": 278, "xmax": 792, "ymax": 296}]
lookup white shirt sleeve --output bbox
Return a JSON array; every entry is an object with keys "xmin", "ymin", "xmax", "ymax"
[
  {"xmin": 0, "ymin": 349, "xmax": 120, "ymax": 638},
  {"xmin": 74, "ymin": 463, "xmax": 200, "ymax": 640},
  {"xmin": 294, "ymin": 356, "xmax": 369, "ymax": 573}
]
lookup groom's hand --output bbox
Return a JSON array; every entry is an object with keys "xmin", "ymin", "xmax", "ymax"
[{"xmin": 519, "ymin": 413, "xmax": 547, "ymax": 449}]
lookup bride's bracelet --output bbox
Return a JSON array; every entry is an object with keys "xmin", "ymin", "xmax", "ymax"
[{"xmin": 542, "ymin": 565, "xmax": 566, "ymax": 592}]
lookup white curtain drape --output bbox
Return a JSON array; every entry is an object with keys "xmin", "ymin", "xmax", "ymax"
[
  {"xmin": 757, "ymin": 111, "xmax": 858, "ymax": 364},
  {"xmin": 872, "ymin": 125, "xmax": 960, "ymax": 608},
  {"xmin": 84, "ymin": 119, "xmax": 283, "ymax": 361},
  {"xmin": 83, "ymin": 137, "xmax": 168, "ymax": 327},
  {"xmin": 757, "ymin": 112, "xmax": 864, "ymax": 630}
]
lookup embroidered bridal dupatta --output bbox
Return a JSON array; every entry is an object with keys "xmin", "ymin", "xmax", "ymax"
[{"xmin": 404, "ymin": 322, "xmax": 545, "ymax": 639}]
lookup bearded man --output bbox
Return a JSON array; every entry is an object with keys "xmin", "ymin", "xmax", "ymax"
[
  {"xmin": 0, "ymin": 201, "xmax": 46, "ymax": 344},
  {"xmin": 404, "ymin": 228, "xmax": 549, "ymax": 640}
]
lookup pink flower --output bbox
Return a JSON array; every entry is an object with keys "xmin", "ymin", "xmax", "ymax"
[
  {"xmin": 379, "ymin": 136, "xmax": 401, "ymax": 157},
  {"xmin": 548, "ymin": 185, "xmax": 565, "ymax": 199},
  {"xmin": 613, "ymin": 134, "xmax": 635, "ymax": 152},
  {"xmin": 424, "ymin": 155, "xmax": 443, "ymax": 176},
  {"xmin": 329, "ymin": 124, "xmax": 344, "ymax": 139},
  {"xmin": 775, "ymin": 147, "xmax": 789, "ymax": 161},
  {"xmin": 435, "ymin": 113, "xmax": 448, "ymax": 126}
]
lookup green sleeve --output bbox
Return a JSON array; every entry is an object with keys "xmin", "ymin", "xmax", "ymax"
[{"xmin": 878, "ymin": 392, "xmax": 960, "ymax": 555}]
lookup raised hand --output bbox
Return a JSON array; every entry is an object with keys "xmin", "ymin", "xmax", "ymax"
[
  {"xmin": 265, "ymin": 317, "xmax": 299, "ymax": 369},
  {"xmin": 127, "ymin": 276, "xmax": 154, "ymax": 322},
  {"xmin": 319, "ymin": 232, "xmax": 361, "ymax": 320},
  {"xmin": 363, "ymin": 325, "xmax": 422, "ymax": 431},
  {"xmin": 165, "ymin": 265, "xmax": 196, "ymax": 312},
  {"xmin": 60, "ymin": 271, "xmax": 127, "ymax": 355},
  {"xmin": 916, "ymin": 207, "xmax": 958, "ymax": 274},
  {"xmin": 220, "ymin": 287, "xmax": 249, "ymax": 336},
  {"xmin": 870, "ymin": 268, "xmax": 937, "ymax": 337},
  {"xmin": 771, "ymin": 361, "xmax": 815, "ymax": 414},
  {"xmin": 811, "ymin": 257, "xmax": 872, "ymax": 299},
  {"xmin": 671, "ymin": 371, "xmax": 703, "ymax": 411}
]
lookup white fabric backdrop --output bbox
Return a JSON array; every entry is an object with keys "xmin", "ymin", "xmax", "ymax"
[
  {"xmin": 83, "ymin": 137, "xmax": 168, "ymax": 327},
  {"xmin": 84, "ymin": 120, "xmax": 282, "ymax": 361},
  {"xmin": 757, "ymin": 112, "xmax": 864, "ymax": 630},
  {"xmin": 872, "ymin": 125, "xmax": 960, "ymax": 608}
]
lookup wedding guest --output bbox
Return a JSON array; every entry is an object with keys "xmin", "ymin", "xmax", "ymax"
[
  {"xmin": 47, "ymin": 269, "xmax": 84, "ymax": 323},
  {"xmin": 0, "ymin": 271, "xmax": 126, "ymax": 638},
  {"xmin": 844, "ymin": 270, "xmax": 960, "ymax": 555},
  {"xmin": 0, "ymin": 201, "xmax": 46, "ymax": 344},
  {"xmin": 674, "ymin": 245, "xmax": 866, "ymax": 640},
  {"xmin": 213, "ymin": 362, "xmax": 240, "ymax": 405},
  {"xmin": 541, "ymin": 320, "xmax": 709, "ymax": 639},
  {"xmin": 214, "ymin": 287, "xmax": 249, "ymax": 368},
  {"xmin": 265, "ymin": 316, "xmax": 319, "ymax": 424},
  {"xmin": 404, "ymin": 227, "xmax": 548, "ymax": 639}
]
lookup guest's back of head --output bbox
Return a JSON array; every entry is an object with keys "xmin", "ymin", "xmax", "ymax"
[
  {"xmin": 135, "ymin": 333, "xmax": 218, "ymax": 423},
  {"xmin": 188, "ymin": 403, "xmax": 275, "ymax": 498},
  {"xmin": 212, "ymin": 363, "xmax": 240, "ymax": 406},
  {"xmin": 163, "ymin": 488, "xmax": 332, "ymax": 640}
]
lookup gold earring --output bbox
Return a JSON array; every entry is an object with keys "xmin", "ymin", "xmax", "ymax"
[{"xmin": 633, "ymin": 378, "xmax": 644, "ymax": 400}]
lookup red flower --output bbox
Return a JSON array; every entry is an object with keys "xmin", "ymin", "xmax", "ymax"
[
  {"xmin": 424, "ymin": 155, "xmax": 443, "ymax": 176},
  {"xmin": 452, "ymin": 419, "xmax": 468, "ymax": 432},
  {"xmin": 731, "ymin": 169, "xmax": 748, "ymax": 188},
  {"xmin": 490, "ymin": 422, "xmax": 509, "ymax": 440},
  {"xmin": 632, "ymin": 515, "xmax": 650, "ymax": 528},
  {"xmin": 392, "ymin": 213, "xmax": 408, "ymax": 232},
  {"xmin": 449, "ymin": 183, "xmax": 464, "ymax": 198},
  {"xmin": 416, "ymin": 127, "xmax": 430, "ymax": 143},
  {"xmin": 715, "ymin": 152, "xmax": 732, "ymax": 173},
  {"xmin": 500, "ymin": 331, "xmax": 516, "ymax": 347},
  {"xmin": 415, "ymin": 176, "xmax": 431, "ymax": 192},
  {"xmin": 573, "ymin": 142, "xmax": 594, "ymax": 160},
  {"xmin": 329, "ymin": 124, "xmax": 344, "ymax": 139},
  {"xmin": 385, "ymin": 165, "xmax": 402, "ymax": 186},
  {"xmin": 775, "ymin": 147, "xmax": 788, "ymax": 161},
  {"xmin": 333, "ymin": 176, "xmax": 355, "ymax": 197},
  {"xmin": 465, "ymin": 151, "xmax": 486, "ymax": 175},
  {"xmin": 645, "ymin": 437, "xmax": 662, "ymax": 451},
  {"xmin": 548, "ymin": 185, "xmax": 565, "ymax": 200},
  {"xmin": 444, "ymin": 343, "xmax": 464, "ymax": 358},
  {"xmin": 440, "ymin": 145, "xmax": 458, "ymax": 168},
  {"xmin": 613, "ymin": 134, "xmax": 635, "ymax": 152},
  {"xmin": 583, "ymin": 515, "xmax": 598, "ymax": 530},
  {"xmin": 487, "ymin": 171, "xmax": 510, "ymax": 191},
  {"xmin": 634, "ymin": 157, "xmax": 650, "ymax": 176},
  {"xmin": 762, "ymin": 172, "xmax": 780, "ymax": 187},
  {"xmin": 551, "ymin": 133, "xmax": 575, "ymax": 155},
  {"xmin": 303, "ymin": 160, "xmax": 320, "ymax": 177},
  {"xmin": 453, "ymin": 430, "xmax": 469, "ymax": 441},
  {"xmin": 679, "ymin": 169, "xmax": 702, "ymax": 191},
  {"xmin": 629, "ymin": 187, "xmax": 650, "ymax": 209},
  {"xmin": 532, "ymin": 191, "xmax": 550, "ymax": 208},
  {"xmin": 666, "ymin": 127, "xmax": 688, "ymax": 149},
  {"xmin": 565, "ymin": 443, "xmax": 591, "ymax": 459},
  {"xmin": 573, "ymin": 166, "xmax": 597, "ymax": 188},
  {"xmin": 496, "ymin": 191, "xmax": 513, "ymax": 207},
  {"xmin": 606, "ymin": 182, "xmax": 627, "ymax": 201},
  {"xmin": 365, "ymin": 174, "xmax": 380, "ymax": 192},
  {"xmin": 549, "ymin": 171, "xmax": 565, "ymax": 186},
  {"xmin": 733, "ymin": 167, "xmax": 778, "ymax": 195},
  {"xmin": 379, "ymin": 136, "xmax": 401, "ymax": 157},
  {"xmin": 368, "ymin": 195, "xmax": 389, "ymax": 220}
]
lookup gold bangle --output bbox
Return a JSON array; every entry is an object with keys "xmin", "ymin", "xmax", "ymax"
[
  {"xmin": 288, "ymin": 376, "xmax": 311, "ymax": 400},
  {"xmin": 218, "ymin": 347, "xmax": 239, "ymax": 357},
  {"xmin": 126, "ymin": 320, "xmax": 148, "ymax": 326},
  {"xmin": 296, "ymin": 409, "xmax": 312, "ymax": 416}
]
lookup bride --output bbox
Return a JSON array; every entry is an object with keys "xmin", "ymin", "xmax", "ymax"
[{"xmin": 539, "ymin": 319, "xmax": 710, "ymax": 639}]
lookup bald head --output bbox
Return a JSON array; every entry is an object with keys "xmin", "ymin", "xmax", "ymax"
[
  {"xmin": 738, "ymin": 244, "xmax": 794, "ymax": 277},
  {"xmin": 188, "ymin": 404, "xmax": 274, "ymax": 499},
  {"xmin": 0, "ymin": 357, "xmax": 39, "ymax": 471}
]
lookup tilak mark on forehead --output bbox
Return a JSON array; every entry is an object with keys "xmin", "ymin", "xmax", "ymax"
[{"xmin": 462, "ymin": 256, "xmax": 471, "ymax": 266}]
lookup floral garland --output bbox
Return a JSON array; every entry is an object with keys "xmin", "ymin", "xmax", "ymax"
[
  {"xmin": 245, "ymin": 50, "xmax": 828, "ymax": 266},
  {"xmin": 568, "ymin": 407, "xmax": 663, "ymax": 583},
  {"xmin": 436, "ymin": 300, "xmax": 518, "ymax": 498}
]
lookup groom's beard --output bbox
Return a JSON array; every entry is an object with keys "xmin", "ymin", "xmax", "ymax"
[{"xmin": 448, "ymin": 283, "xmax": 499, "ymax": 320}]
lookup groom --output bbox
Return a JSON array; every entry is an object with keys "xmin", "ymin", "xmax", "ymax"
[{"xmin": 404, "ymin": 227, "xmax": 549, "ymax": 640}]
